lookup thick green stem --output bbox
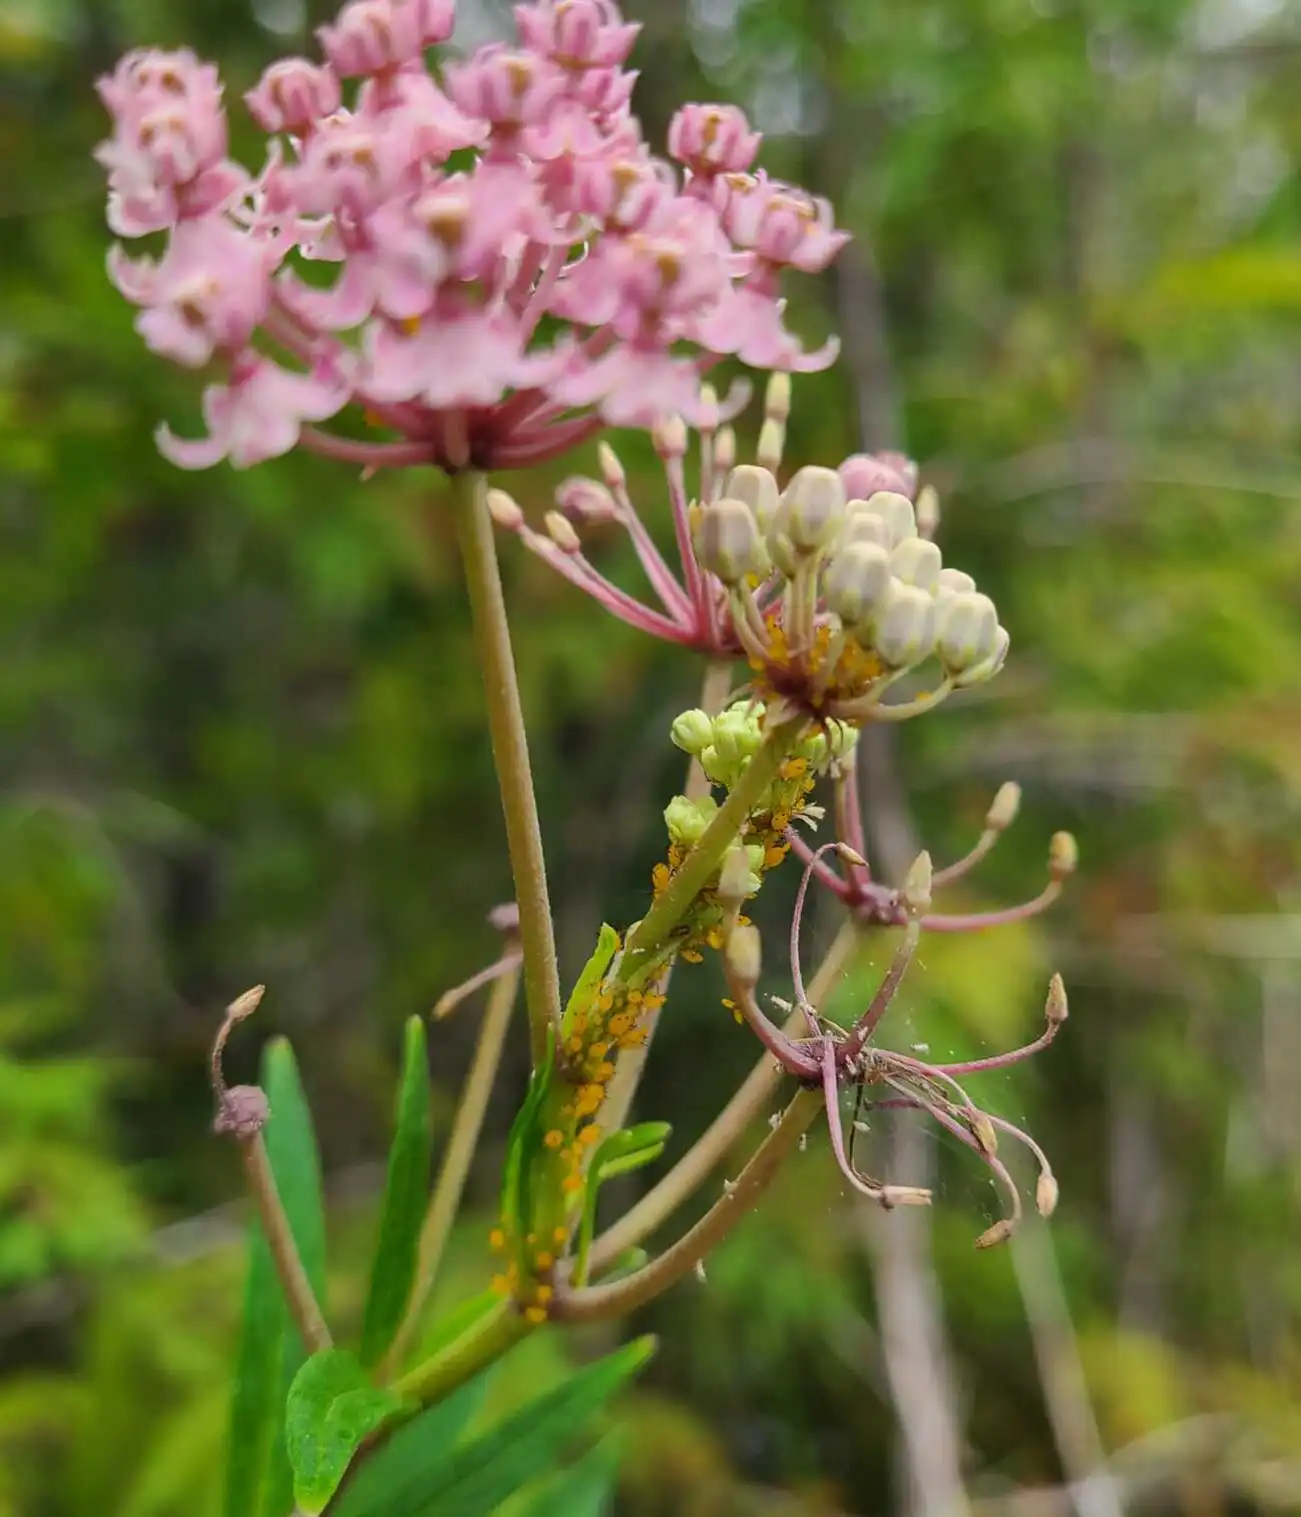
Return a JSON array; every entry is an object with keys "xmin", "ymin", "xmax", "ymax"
[
  {"xmin": 619, "ymin": 715, "xmax": 805, "ymax": 983},
  {"xmin": 380, "ymin": 962, "xmax": 521, "ymax": 1380},
  {"xmin": 451, "ymin": 471, "xmax": 560, "ymax": 1065},
  {"xmin": 393, "ymin": 1298, "xmax": 532, "ymax": 1406},
  {"xmin": 588, "ymin": 918, "xmax": 858, "ymax": 1272},
  {"xmin": 599, "ymin": 657, "xmax": 735, "ymax": 1138},
  {"xmin": 553, "ymin": 1087, "xmax": 825, "ymax": 1322}
]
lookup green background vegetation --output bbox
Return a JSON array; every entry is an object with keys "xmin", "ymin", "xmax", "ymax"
[{"xmin": 5, "ymin": 0, "xmax": 1301, "ymax": 1511}]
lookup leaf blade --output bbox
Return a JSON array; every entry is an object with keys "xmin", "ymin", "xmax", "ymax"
[{"xmin": 360, "ymin": 1017, "xmax": 433, "ymax": 1368}]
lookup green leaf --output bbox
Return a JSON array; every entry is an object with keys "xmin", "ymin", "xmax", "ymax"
[
  {"xmin": 262, "ymin": 1037, "xmax": 328, "ymax": 1303},
  {"xmin": 500, "ymin": 1024, "xmax": 556, "ymax": 1243},
  {"xmin": 331, "ymin": 1337, "xmax": 654, "ymax": 1517},
  {"xmin": 360, "ymin": 1017, "xmax": 433, "ymax": 1367},
  {"xmin": 518, "ymin": 1435, "xmax": 623, "ymax": 1517},
  {"xmin": 223, "ymin": 1220, "xmax": 287, "ymax": 1517},
  {"xmin": 330, "ymin": 1370, "xmax": 494, "ymax": 1517},
  {"xmin": 286, "ymin": 1350, "xmax": 407, "ymax": 1514},
  {"xmin": 561, "ymin": 924, "xmax": 619, "ymax": 1037},
  {"xmin": 573, "ymin": 1124, "xmax": 670, "ymax": 1286},
  {"xmin": 418, "ymin": 1289, "xmax": 503, "ymax": 1362}
]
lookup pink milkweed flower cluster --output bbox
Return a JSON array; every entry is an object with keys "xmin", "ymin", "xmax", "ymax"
[{"xmin": 95, "ymin": 0, "xmax": 848, "ymax": 474}]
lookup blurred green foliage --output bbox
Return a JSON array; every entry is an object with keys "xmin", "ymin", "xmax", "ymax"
[{"xmin": 6, "ymin": 0, "xmax": 1301, "ymax": 1512}]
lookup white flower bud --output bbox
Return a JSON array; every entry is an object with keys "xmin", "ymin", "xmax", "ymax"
[
  {"xmin": 693, "ymin": 498, "xmax": 768, "ymax": 585},
  {"xmin": 714, "ymin": 425, "xmax": 737, "ymax": 475},
  {"xmin": 670, "ymin": 708, "xmax": 714, "ymax": 755},
  {"xmin": 1036, "ymin": 1170, "xmax": 1060, "ymax": 1218},
  {"xmin": 697, "ymin": 383, "xmax": 720, "ymax": 432},
  {"xmin": 936, "ymin": 592, "xmax": 999, "ymax": 673},
  {"xmin": 718, "ymin": 844, "xmax": 754, "ymax": 904},
  {"xmin": 889, "ymin": 537, "xmax": 943, "ymax": 594},
  {"xmin": 597, "ymin": 440, "xmax": 626, "ymax": 491},
  {"xmin": 1049, "ymin": 833, "xmax": 1078, "ymax": 880},
  {"xmin": 757, "ymin": 418, "xmax": 784, "ymax": 473},
  {"xmin": 986, "ymin": 781, "xmax": 1021, "ymax": 832},
  {"xmin": 764, "ymin": 370, "xmax": 792, "ymax": 423},
  {"xmin": 725, "ymin": 465, "xmax": 780, "ymax": 529},
  {"xmin": 916, "ymin": 483, "xmax": 941, "ymax": 540},
  {"xmin": 823, "ymin": 541, "xmax": 891, "ymax": 626},
  {"xmin": 653, "ymin": 413, "xmax": 688, "ymax": 458},
  {"xmin": 936, "ymin": 567, "xmax": 976, "ymax": 600},
  {"xmin": 865, "ymin": 490, "xmax": 916, "ymax": 548},
  {"xmin": 781, "ymin": 466, "xmax": 846, "ymax": 552},
  {"xmin": 839, "ymin": 501, "xmax": 893, "ymax": 551},
  {"xmin": 765, "ymin": 498, "xmax": 801, "ymax": 579},
  {"xmin": 725, "ymin": 922, "xmax": 762, "ymax": 990},
  {"xmin": 872, "ymin": 580, "xmax": 937, "ymax": 669},
  {"xmin": 544, "ymin": 510, "xmax": 581, "ymax": 555},
  {"xmin": 951, "ymin": 624, "xmax": 1010, "ymax": 688},
  {"xmin": 486, "ymin": 488, "xmax": 524, "ymax": 531},
  {"xmin": 902, "ymin": 850, "xmax": 933, "ymax": 914}
]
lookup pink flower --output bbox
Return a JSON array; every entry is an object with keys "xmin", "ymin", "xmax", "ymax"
[
  {"xmin": 551, "ymin": 344, "xmax": 712, "ymax": 427},
  {"xmin": 514, "ymin": 0, "xmax": 641, "ymax": 70},
  {"xmin": 245, "ymin": 58, "xmax": 341, "ymax": 133},
  {"xmin": 717, "ymin": 172, "xmax": 849, "ymax": 273},
  {"xmin": 109, "ymin": 215, "xmax": 277, "ymax": 365},
  {"xmin": 157, "ymin": 354, "xmax": 351, "ymax": 469},
  {"xmin": 445, "ymin": 47, "xmax": 568, "ymax": 130},
  {"xmin": 317, "ymin": 0, "xmax": 454, "ymax": 78},
  {"xmin": 360, "ymin": 294, "xmax": 556, "ymax": 409},
  {"xmin": 668, "ymin": 103, "xmax": 761, "ymax": 179},
  {"xmin": 840, "ymin": 452, "xmax": 918, "ymax": 501}
]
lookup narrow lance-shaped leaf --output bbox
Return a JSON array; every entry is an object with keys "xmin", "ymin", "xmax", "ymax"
[
  {"xmin": 360, "ymin": 1016, "xmax": 433, "ymax": 1367},
  {"xmin": 517, "ymin": 1434, "xmax": 624, "ymax": 1517},
  {"xmin": 331, "ymin": 1336, "xmax": 655, "ymax": 1517},
  {"xmin": 573, "ymin": 1124, "xmax": 671, "ymax": 1287}
]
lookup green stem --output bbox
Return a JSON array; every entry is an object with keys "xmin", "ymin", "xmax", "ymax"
[
  {"xmin": 380, "ymin": 962, "xmax": 521, "ymax": 1381},
  {"xmin": 451, "ymin": 471, "xmax": 560, "ymax": 1065},
  {"xmin": 598, "ymin": 657, "xmax": 735, "ymax": 1137},
  {"xmin": 588, "ymin": 918, "xmax": 858, "ymax": 1273},
  {"xmin": 393, "ymin": 1298, "xmax": 533, "ymax": 1406},
  {"xmin": 553, "ymin": 1087, "xmax": 825, "ymax": 1322},
  {"xmin": 619, "ymin": 715, "xmax": 805, "ymax": 982}
]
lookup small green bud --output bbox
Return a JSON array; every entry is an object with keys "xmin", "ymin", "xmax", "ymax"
[
  {"xmin": 798, "ymin": 729, "xmax": 829, "ymax": 768},
  {"xmin": 670, "ymin": 708, "xmax": 714, "ymax": 755},
  {"xmin": 936, "ymin": 591, "xmax": 999, "ymax": 673},
  {"xmin": 873, "ymin": 580, "xmax": 937, "ymax": 669},
  {"xmin": 712, "ymin": 708, "xmax": 763, "ymax": 764},
  {"xmin": 823, "ymin": 541, "xmax": 891, "ymax": 626},
  {"xmin": 824, "ymin": 719, "xmax": 858, "ymax": 761},
  {"xmin": 865, "ymin": 490, "xmax": 916, "ymax": 548},
  {"xmin": 693, "ymin": 498, "xmax": 768, "ymax": 585},
  {"xmin": 1049, "ymin": 833, "xmax": 1078, "ymax": 881},
  {"xmin": 781, "ymin": 466, "xmax": 846, "ymax": 552},
  {"xmin": 725, "ymin": 464, "xmax": 780, "ymax": 529},
  {"xmin": 745, "ymin": 842, "xmax": 766, "ymax": 876},
  {"xmin": 889, "ymin": 537, "xmax": 943, "ymax": 594},
  {"xmin": 664, "ymin": 793, "xmax": 718, "ymax": 847}
]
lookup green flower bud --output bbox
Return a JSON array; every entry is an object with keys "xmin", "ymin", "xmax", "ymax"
[
  {"xmin": 780, "ymin": 465, "xmax": 846, "ymax": 552},
  {"xmin": 798, "ymin": 729, "xmax": 829, "ymax": 767},
  {"xmin": 670, "ymin": 708, "xmax": 715, "ymax": 755},
  {"xmin": 824, "ymin": 719, "xmax": 858, "ymax": 761},
  {"xmin": 664, "ymin": 793, "xmax": 719, "ymax": 847},
  {"xmin": 725, "ymin": 922, "xmax": 762, "ymax": 990},
  {"xmin": 745, "ymin": 842, "xmax": 766, "ymax": 876},
  {"xmin": 936, "ymin": 591, "xmax": 999, "ymax": 672},
  {"xmin": 712, "ymin": 707, "xmax": 763, "ymax": 765},
  {"xmin": 718, "ymin": 844, "xmax": 754, "ymax": 903},
  {"xmin": 889, "ymin": 537, "xmax": 943, "ymax": 594},
  {"xmin": 725, "ymin": 464, "xmax": 780, "ymax": 529},
  {"xmin": 873, "ymin": 580, "xmax": 937, "ymax": 669},
  {"xmin": 823, "ymin": 541, "xmax": 891, "ymax": 626},
  {"xmin": 693, "ymin": 498, "xmax": 768, "ymax": 585},
  {"xmin": 864, "ymin": 490, "xmax": 917, "ymax": 548}
]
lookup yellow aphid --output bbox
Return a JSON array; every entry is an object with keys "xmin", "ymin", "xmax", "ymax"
[{"xmin": 524, "ymin": 1306, "xmax": 548, "ymax": 1324}]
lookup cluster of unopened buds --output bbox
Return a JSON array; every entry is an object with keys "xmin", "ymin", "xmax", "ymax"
[
  {"xmin": 95, "ymin": 0, "xmax": 844, "ymax": 472},
  {"xmin": 493, "ymin": 375, "xmax": 1005, "ymax": 723}
]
